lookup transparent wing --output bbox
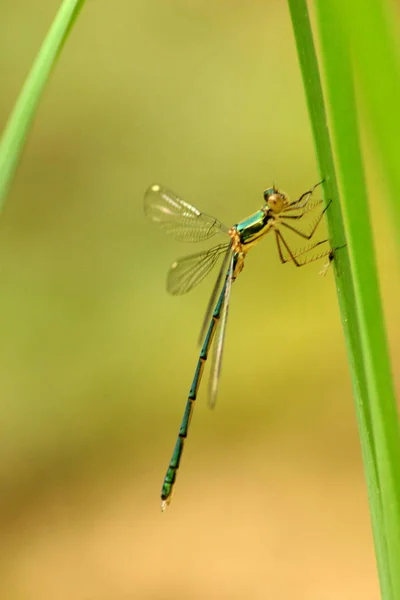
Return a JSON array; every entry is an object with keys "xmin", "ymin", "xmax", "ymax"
[
  {"xmin": 167, "ymin": 243, "xmax": 230, "ymax": 296},
  {"xmin": 144, "ymin": 184, "xmax": 229, "ymax": 242},
  {"xmin": 208, "ymin": 254, "xmax": 235, "ymax": 409}
]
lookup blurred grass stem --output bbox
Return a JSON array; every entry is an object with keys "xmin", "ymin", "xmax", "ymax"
[{"xmin": 0, "ymin": 0, "xmax": 86, "ymax": 209}]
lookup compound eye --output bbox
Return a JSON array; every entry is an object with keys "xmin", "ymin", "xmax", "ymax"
[{"xmin": 263, "ymin": 187, "xmax": 275, "ymax": 202}]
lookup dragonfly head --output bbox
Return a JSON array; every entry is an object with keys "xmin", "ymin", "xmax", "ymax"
[{"xmin": 263, "ymin": 187, "xmax": 289, "ymax": 214}]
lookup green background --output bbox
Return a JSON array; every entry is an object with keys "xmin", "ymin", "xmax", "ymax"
[{"xmin": 1, "ymin": 1, "xmax": 397, "ymax": 598}]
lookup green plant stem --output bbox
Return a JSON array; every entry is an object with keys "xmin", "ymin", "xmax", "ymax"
[
  {"xmin": 334, "ymin": 0, "xmax": 400, "ymax": 234},
  {"xmin": 0, "ymin": 0, "xmax": 86, "ymax": 208},
  {"xmin": 315, "ymin": 1, "xmax": 400, "ymax": 596},
  {"xmin": 287, "ymin": 0, "xmax": 398, "ymax": 597}
]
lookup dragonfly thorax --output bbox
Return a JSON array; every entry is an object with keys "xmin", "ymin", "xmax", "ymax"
[{"xmin": 231, "ymin": 206, "xmax": 273, "ymax": 251}]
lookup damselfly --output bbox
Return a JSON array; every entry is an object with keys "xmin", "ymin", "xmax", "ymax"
[{"xmin": 144, "ymin": 182, "xmax": 331, "ymax": 510}]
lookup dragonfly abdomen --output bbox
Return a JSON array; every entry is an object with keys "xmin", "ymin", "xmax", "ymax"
[{"xmin": 160, "ymin": 281, "xmax": 228, "ymax": 510}]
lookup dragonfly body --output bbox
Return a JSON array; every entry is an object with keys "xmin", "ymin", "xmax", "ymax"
[
  {"xmin": 233, "ymin": 208, "xmax": 272, "ymax": 249},
  {"xmin": 144, "ymin": 182, "xmax": 331, "ymax": 510},
  {"xmin": 160, "ymin": 264, "xmax": 236, "ymax": 506}
]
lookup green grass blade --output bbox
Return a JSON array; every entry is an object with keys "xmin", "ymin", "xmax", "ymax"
[
  {"xmin": 287, "ymin": 0, "xmax": 400, "ymax": 597},
  {"xmin": 0, "ymin": 0, "xmax": 87, "ymax": 208},
  {"xmin": 314, "ymin": 1, "xmax": 400, "ymax": 595},
  {"xmin": 285, "ymin": 2, "xmax": 373, "ymax": 452},
  {"xmin": 286, "ymin": 1, "xmax": 370, "ymax": 406},
  {"xmin": 332, "ymin": 0, "xmax": 400, "ymax": 235}
]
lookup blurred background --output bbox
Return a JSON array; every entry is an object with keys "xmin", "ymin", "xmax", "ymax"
[{"xmin": 0, "ymin": 1, "xmax": 399, "ymax": 598}]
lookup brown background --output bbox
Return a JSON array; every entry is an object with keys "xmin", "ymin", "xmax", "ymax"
[{"xmin": 1, "ymin": 1, "xmax": 398, "ymax": 598}]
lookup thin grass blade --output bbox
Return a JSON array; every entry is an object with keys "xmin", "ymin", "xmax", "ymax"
[
  {"xmin": 287, "ymin": 0, "xmax": 395, "ymax": 597},
  {"xmin": 331, "ymin": 0, "xmax": 400, "ymax": 238},
  {"xmin": 0, "ymin": 0, "xmax": 87, "ymax": 208},
  {"xmin": 315, "ymin": 2, "xmax": 400, "ymax": 596}
]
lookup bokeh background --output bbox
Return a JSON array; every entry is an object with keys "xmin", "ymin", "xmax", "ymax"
[{"xmin": 1, "ymin": 1, "xmax": 399, "ymax": 599}]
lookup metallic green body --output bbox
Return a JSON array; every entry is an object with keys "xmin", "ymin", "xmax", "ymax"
[
  {"xmin": 235, "ymin": 209, "xmax": 272, "ymax": 248},
  {"xmin": 151, "ymin": 180, "xmax": 330, "ymax": 509},
  {"xmin": 161, "ymin": 213, "xmax": 274, "ymax": 508},
  {"xmin": 161, "ymin": 269, "xmax": 231, "ymax": 506}
]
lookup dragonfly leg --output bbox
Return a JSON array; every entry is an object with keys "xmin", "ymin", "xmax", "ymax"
[
  {"xmin": 275, "ymin": 229, "xmax": 302, "ymax": 266},
  {"xmin": 279, "ymin": 200, "xmax": 331, "ymax": 240},
  {"xmin": 282, "ymin": 198, "xmax": 323, "ymax": 217},
  {"xmin": 275, "ymin": 229, "xmax": 331, "ymax": 267},
  {"xmin": 285, "ymin": 180, "xmax": 325, "ymax": 210},
  {"xmin": 298, "ymin": 246, "xmax": 333, "ymax": 266}
]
